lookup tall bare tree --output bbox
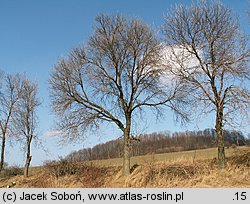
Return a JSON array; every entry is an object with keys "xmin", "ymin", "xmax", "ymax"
[
  {"xmin": 12, "ymin": 79, "xmax": 40, "ymax": 177},
  {"xmin": 49, "ymin": 14, "xmax": 188, "ymax": 176},
  {"xmin": 162, "ymin": 0, "xmax": 250, "ymax": 168},
  {"xmin": 0, "ymin": 73, "xmax": 23, "ymax": 172}
]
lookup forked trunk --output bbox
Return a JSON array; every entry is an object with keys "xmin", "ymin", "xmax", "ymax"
[{"xmin": 216, "ymin": 106, "xmax": 225, "ymax": 169}]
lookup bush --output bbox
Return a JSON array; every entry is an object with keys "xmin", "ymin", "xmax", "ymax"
[
  {"xmin": 246, "ymin": 140, "xmax": 250, "ymax": 147},
  {"xmin": 231, "ymin": 144, "xmax": 237, "ymax": 149},
  {"xmin": 0, "ymin": 165, "xmax": 23, "ymax": 178},
  {"xmin": 43, "ymin": 157, "xmax": 111, "ymax": 187},
  {"xmin": 44, "ymin": 158, "xmax": 81, "ymax": 178}
]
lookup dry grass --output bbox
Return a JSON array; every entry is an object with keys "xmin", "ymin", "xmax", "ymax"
[
  {"xmin": 91, "ymin": 146, "xmax": 249, "ymax": 167},
  {"xmin": 122, "ymin": 159, "xmax": 250, "ymax": 188},
  {"xmin": 0, "ymin": 146, "xmax": 249, "ymax": 188}
]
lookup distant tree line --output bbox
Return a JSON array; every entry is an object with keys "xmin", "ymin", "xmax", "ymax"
[{"xmin": 67, "ymin": 129, "xmax": 248, "ymax": 161}]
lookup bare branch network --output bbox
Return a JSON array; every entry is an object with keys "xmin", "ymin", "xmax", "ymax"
[
  {"xmin": 0, "ymin": 73, "xmax": 40, "ymax": 177},
  {"xmin": 0, "ymin": 0, "xmax": 249, "ymax": 178},
  {"xmin": 162, "ymin": 0, "xmax": 250, "ymax": 168},
  {"xmin": 49, "ymin": 14, "xmax": 189, "ymax": 141}
]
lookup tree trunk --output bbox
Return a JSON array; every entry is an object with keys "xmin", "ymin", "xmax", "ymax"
[
  {"xmin": 123, "ymin": 115, "xmax": 131, "ymax": 176},
  {"xmin": 24, "ymin": 142, "xmax": 32, "ymax": 177},
  {"xmin": 24, "ymin": 155, "xmax": 32, "ymax": 177},
  {"xmin": 0, "ymin": 132, "xmax": 6, "ymax": 172},
  {"xmin": 215, "ymin": 106, "xmax": 225, "ymax": 169}
]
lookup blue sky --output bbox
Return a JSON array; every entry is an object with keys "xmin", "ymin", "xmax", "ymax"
[{"xmin": 0, "ymin": 0, "xmax": 249, "ymax": 166}]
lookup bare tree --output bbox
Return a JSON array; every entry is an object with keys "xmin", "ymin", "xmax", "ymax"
[
  {"xmin": 162, "ymin": 0, "xmax": 250, "ymax": 169},
  {"xmin": 0, "ymin": 73, "xmax": 23, "ymax": 172},
  {"xmin": 49, "ymin": 14, "xmax": 188, "ymax": 176},
  {"xmin": 12, "ymin": 79, "xmax": 40, "ymax": 177}
]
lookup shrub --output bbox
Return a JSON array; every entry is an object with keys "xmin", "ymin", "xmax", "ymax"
[
  {"xmin": 43, "ymin": 157, "xmax": 111, "ymax": 187},
  {"xmin": 228, "ymin": 151, "xmax": 250, "ymax": 167},
  {"xmin": 231, "ymin": 144, "xmax": 237, "ymax": 149},
  {"xmin": 44, "ymin": 158, "xmax": 81, "ymax": 178},
  {"xmin": 0, "ymin": 165, "xmax": 23, "ymax": 178},
  {"xmin": 78, "ymin": 165, "xmax": 110, "ymax": 187}
]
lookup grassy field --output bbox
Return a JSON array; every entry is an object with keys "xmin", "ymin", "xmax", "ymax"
[
  {"xmin": 91, "ymin": 146, "xmax": 248, "ymax": 167},
  {"xmin": 0, "ymin": 146, "xmax": 249, "ymax": 188}
]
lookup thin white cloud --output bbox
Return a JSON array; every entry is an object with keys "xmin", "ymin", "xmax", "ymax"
[{"xmin": 44, "ymin": 130, "xmax": 62, "ymax": 137}]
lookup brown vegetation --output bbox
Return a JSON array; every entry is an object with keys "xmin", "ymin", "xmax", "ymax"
[
  {"xmin": 0, "ymin": 166, "xmax": 23, "ymax": 179},
  {"xmin": 0, "ymin": 146, "xmax": 249, "ymax": 188}
]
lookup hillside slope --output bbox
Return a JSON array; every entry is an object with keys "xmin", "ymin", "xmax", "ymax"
[{"xmin": 0, "ymin": 146, "xmax": 249, "ymax": 188}]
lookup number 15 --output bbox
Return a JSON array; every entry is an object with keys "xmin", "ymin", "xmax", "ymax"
[{"xmin": 235, "ymin": 192, "xmax": 247, "ymax": 200}]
